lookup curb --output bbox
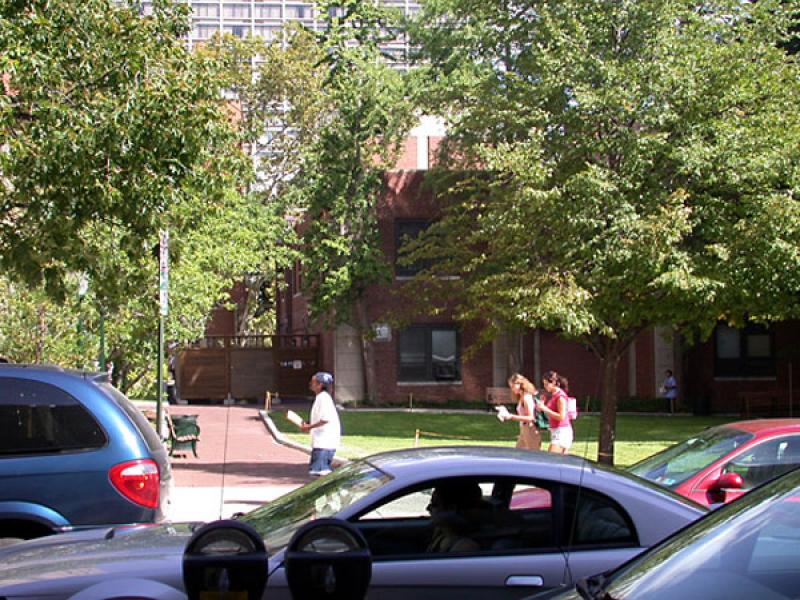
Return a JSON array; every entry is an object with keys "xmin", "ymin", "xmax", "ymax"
[{"xmin": 259, "ymin": 410, "xmax": 348, "ymax": 468}]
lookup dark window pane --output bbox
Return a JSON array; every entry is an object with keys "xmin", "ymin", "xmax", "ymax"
[
  {"xmin": 0, "ymin": 379, "xmax": 106, "ymax": 455},
  {"xmin": 714, "ymin": 323, "xmax": 775, "ymax": 377},
  {"xmin": 398, "ymin": 325, "xmax": 460, "ymax": 382},
  {"xmin": 724, "ymin": 436, "xmax": 800, "ymax": 490},
  {"xmin": 431, "ymin": 329, "xmax": 457, "ymax": 380},
  {"xmin": 395, "ymin": 220, "xmax": 431, "ymax": 277},
  {"xmin": 398, "ymin": 328, "xmax": 428, "ymax": 381},
  {"xmin": 563, "ymin": 488, "xmax": 636, "ymax": 547},
  {"xmin": 716, "ymin": 325, "xmax": 740, "ymax": 359}
]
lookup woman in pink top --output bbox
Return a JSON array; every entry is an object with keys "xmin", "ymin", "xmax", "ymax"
[
  {"xmin": 499, "ymin": 373, "xmax": 542, "ymax": 450},
  {"xmin": 537, "ymin": 371, "xmax": 573, "ymax": 454}
]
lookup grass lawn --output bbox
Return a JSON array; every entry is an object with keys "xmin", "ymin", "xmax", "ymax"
[{"xmin": 275, "ymin": 409, "xmax": 739, "ymax": 467}]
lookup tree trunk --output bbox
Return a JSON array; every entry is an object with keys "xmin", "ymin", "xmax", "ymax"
[
  {"xmin": 355, "ymin": 299, "xmax": 378, "ymax": 404},
  {"xmin": 505, "ymin": 332, "xmax": 522, "ymax": 376},
  {"xmin": 597, "ymin": 345, "xmax": 622, "ymax": 466}
]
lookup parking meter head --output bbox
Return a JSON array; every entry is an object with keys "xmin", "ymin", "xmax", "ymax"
[
  {"xmin": 285, "ymin": 518, "xmax": 372, "ymax": 600},
  {"xmin": 183, "ymin": 519, "xmax": 268, "ymax": 600}
]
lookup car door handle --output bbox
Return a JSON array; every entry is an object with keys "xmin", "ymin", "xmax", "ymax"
[{"xmin": 505, "ymin": 575, "xmax": 544, "ymax": 587}]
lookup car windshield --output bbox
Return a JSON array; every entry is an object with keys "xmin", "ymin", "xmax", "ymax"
[
  {"xmin": 627, "ymin": 426, "xmax": 752, "ymax": 489},
  {"xmin": 599, "ymin": 469, "xmax": 800, "ymax": 599},
  {"xmin": 239, "ymin": 459, "xmax": 391, "ymax": 556}
]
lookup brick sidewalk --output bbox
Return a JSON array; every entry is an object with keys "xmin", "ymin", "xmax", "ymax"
[
  {"xmin": 165, "ymin": 404, "xmax": 314, "ymax": 520},
  {"xmin": 167, "ymin": 404, "xmax": 312, "ymax": 487}
]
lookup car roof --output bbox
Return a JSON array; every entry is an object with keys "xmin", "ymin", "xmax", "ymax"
[
  {"xmin": 717, "ymin": 418, "xmax": 800, "ymax": 435},
  {"xmin": 364, "ymin": 446, "xmax": 698, "ymax": 495},
  {"xmin": 0, "ymin": 363, "xmax": 109, "ymax": 384},
  {"xmin": 365, "ymin": 445, "xmax": 592, "ymax": 473}
]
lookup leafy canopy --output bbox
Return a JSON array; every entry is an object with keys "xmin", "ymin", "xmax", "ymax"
[
  {"xmin": 296, "ymin": 0, "xmax": 413, "ymax": 326},
  {"xmin": 408, "ymin": 0, "xmax": 800, "ymax": 462},
  {"xmin": 0, "ymin": 0, "xmax": 247, "ymax": 300}
]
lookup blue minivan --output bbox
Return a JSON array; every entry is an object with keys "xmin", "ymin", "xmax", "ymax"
[{"xmin": 0, "ymin": 364, "xmax": 172, "ymax": 544}]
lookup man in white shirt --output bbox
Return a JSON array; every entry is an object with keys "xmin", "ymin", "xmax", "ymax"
[{"xmin": 300, "ymin": 371, "xmax": 341, "ymax": 476}]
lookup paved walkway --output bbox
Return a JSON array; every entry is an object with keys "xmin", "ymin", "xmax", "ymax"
[{"xmin": 165, "ymin": 403, "xmax": 313, "ymax": 522}]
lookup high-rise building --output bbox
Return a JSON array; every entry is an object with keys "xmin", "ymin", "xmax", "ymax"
[{"xmin": 139, "ymin": 1, "xmax": 421, "ymax": 69}]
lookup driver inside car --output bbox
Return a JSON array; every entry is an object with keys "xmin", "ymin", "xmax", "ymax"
[{"xmin": 426, "ymin": 480, "xmax": 485, "ymax": 553}]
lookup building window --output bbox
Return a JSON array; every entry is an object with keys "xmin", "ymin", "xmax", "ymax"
[
  {"xmin": 395, "ymin": 219, "xmax": 431, "ymax": 277},
  {"xmin": 255, "ymin": 4, "xmax": 282, "ymax": 19},
  {"xmin": 223, "ymin": 3, "xmax": 251, "ymax": 19},
  {"xmin": 398, "ymin": 325, "xmax": 460, "ymax": 382},
  {"xmin": 714, "ymin": 323, "xmax": 775, "ymax": 377},
  {"xmin": 224, "ymin": 24, "xmax": 249, "ymax": 37},
  {"xmin": 254, "ymin": 25, "xmax": 281, "ymax": 40},
  {"xmin": 192, "ymin": 23, "xmax": 220, "ymax": 39},
  {"xmin": 285, "ymin": 4, "xmax": 312, "ymax": 19},
  {"xmin": 192, "ymin": 3, "xmax": 219, "ymax": 18}
]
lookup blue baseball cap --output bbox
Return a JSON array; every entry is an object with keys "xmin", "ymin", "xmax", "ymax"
[{"xmin": 314, "ymin": 372, "xmax": 334, "ymax": 385}]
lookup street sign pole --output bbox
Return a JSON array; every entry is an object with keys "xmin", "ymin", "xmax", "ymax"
[{"xmin": 156, "ymin": 230, "xmax": 169, "ymax": 439}]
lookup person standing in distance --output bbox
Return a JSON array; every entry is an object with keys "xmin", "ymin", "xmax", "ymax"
[
  {"xmin": 301, "ymin": 372, "xmax": 341, "ymax": 476},
  {"xmin": 661, "ymin": 369, "xmax": 678, "ymax": 414}
]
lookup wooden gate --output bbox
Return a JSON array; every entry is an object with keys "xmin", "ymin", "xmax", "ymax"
[
  {"xmin": 273, "ymin": 334, "xmax": 320, "ymax": 398},
  {"xmin": 176, "ymin": 335, "xmax": 319, "ymax": 402}
]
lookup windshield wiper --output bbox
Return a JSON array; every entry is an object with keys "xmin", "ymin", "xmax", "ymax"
[{"xmin": 576, "ymin": 574, "xmax": 616, "ymax": 600}]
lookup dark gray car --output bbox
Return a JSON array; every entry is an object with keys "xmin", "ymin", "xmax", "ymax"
[{"xmin": 0, "ymin": 447, "xmax": 705, "ymax": 599}]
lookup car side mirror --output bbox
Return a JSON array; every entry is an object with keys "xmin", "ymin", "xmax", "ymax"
[
  {"xmin": 708, "ymin": 472, "xmax": 744, "ymax": 504},
  {"xmin": 712, "ymin": 472, "xmax": 744, "ymax": 492},
  {"xmin": 285, "ymin": 518, "xmax": 372, "ymax": 600},
  {"xmin": 183, "ymin": 519, "xmax": 268, "ymax": 600}
]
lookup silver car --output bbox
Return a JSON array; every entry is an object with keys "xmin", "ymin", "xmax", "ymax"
[{"xmin": 0, "ymin": 447, "xmax": 705, "ymax": 599}]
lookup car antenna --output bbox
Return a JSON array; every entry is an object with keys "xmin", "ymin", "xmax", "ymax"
[
  {"xmin": 562, "ymin": 381, "xmax": 598, "ymax": 585},
  {"xmin": 218, "ymin": 395, "xmax": 233, "ymax": 520}
]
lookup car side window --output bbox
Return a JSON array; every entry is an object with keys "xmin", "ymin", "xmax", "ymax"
[
  {"xmin": 723, "ymin": 435, "xmax": 800, "ymax": 490},
  {"xmin": 0, "ymin": 378, "xmax": 106, "ymax": 455},
  {"xmin": 561, "ymin": 487, "xmax": 636, "ymax": 548},
  {"xmin": 356, "ymin": 478, "xmax": 559, "ymax": 558},
  {"xmin": 360, "ymin": 488, "xmax": 433, "ymax": 520}
]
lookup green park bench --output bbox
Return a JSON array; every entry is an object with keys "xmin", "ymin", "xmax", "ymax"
[{"xmin": 165, "ymin": 410, "xmax": 200, "ymax": 458}]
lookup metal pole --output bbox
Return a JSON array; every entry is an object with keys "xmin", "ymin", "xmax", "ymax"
[
  {"xmin": 157, "ymin": 314, "xmax": 164, "ymax": 438},
  {"xmin": 156, "ymin": 229, "xmax": 169, "ymax": 439}
]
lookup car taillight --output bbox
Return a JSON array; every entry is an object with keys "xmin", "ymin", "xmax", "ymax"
[{"xmin": 109, "ymin": 459, "xmax": 160, "ymax": 509}]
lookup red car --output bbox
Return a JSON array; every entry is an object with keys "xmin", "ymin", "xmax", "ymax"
[{"xmin": 628, "ymin": 419, "xmax": 800, "ymax": 507}]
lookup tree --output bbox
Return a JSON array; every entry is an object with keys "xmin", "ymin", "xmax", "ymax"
[
  {"xmin": 0, "ymin": 0, "xmax": 247, "ymax": 300},
  {"xmin": 293, "ymin": 0, "xmax": 413, "ymax": 402},
  {"xmin": 0, "ymin": 185, "xmax": 284, "ymax": 395},
  {"xmin": 408, "ymin": 0, "xmax": 800, "ymax": 463},
  {"xmin": 196, "ymin": 28, "xmax": 326, "ymax": 335},
  {"xmin": 0, "ymin": 0, "xmax": 298, "ymax": 394}
]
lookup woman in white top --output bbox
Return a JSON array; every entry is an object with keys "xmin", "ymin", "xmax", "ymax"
[
  {"xmin": 498, "ymin": 373, "xmax": 542, "ymax": 450},
  {"xmin": 300, "ymin": 371, "xmax": 341, "ymax": 476}
]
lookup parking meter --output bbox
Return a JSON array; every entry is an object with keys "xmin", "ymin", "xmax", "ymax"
[
  {"xmin": 285, "ymin": 518, "xmax": 372, "ymax": 600},
  {"xmin": 183, "ymin": 519, "xmax": 268, "ymax": 600}
]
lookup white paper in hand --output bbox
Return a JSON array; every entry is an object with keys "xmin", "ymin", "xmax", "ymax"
[
  {"xmin": 286, "ymin": 410, "xmax": 304, "ymax": 428},
  {"xmin": 495, "ymin": 406, "xmax": 509, "ymax": 421}
]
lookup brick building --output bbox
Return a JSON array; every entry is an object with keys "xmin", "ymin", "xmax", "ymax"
[
  {"xmin": 271, "ymin": 118, "xmax": 800, "ymax": 414},
  {"xmin": 274, "ymin": 119, "xmax": 685, "ymax": 408}
]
